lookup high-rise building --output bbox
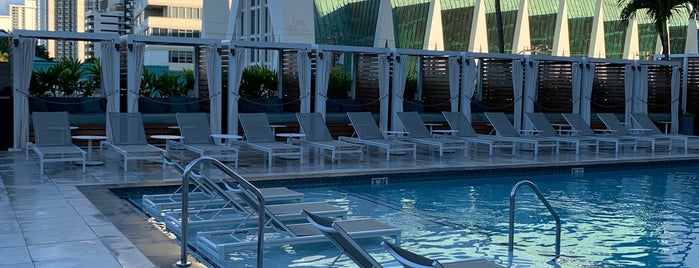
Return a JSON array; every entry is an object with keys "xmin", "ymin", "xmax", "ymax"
[
  {"xmin": 132, "ymin": 0, "xmax": 202, "ymax": 70},
  {"xmin": 84, "ymin": 10, "xmax": 126, "ymax": 58},
  {"xmin": 45, "ymin": 0, "xmax": 87, "ymax": 60},
  {"xmin": 0, "ymin": 0, "xmax": 38, "ymax": 32}
]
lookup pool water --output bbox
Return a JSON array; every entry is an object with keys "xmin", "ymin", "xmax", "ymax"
[{"xmin": 143, "ymin": 166, "xmax": 699, "ymax": 267}]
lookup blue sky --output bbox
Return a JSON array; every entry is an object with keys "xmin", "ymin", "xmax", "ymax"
[{"xmin": 0, "ymin": 0, "xmax": 26, "ymax": 16}]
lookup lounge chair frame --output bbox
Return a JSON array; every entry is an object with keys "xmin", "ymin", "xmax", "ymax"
[
  {"xmin": 396, "ymin": 111, "xmax": 466, "ymax": 157},
  {"xmin": 238, "ymin": 113, "xmax": 304, "ymax": 166},
  {"xmin": 100, "ymin": 112, "xmax": 164, "ymax": 173},
  {"xmin": 27, "ymin": 111, "xmax": 86, "ymax": 176},
  {"xmin": 442, "ymin": 112, "xmax": 517, "ymax": 156},
  {"xmin": 341, "ymin": 112, "xmax": 417, "ymax": 160},
  {"xmin": 631, "ymin": 112, "xmax": 697, "ymax": 154},
  {"xmin": 173, "ymin": 113, "xmax": 239, "ymax": 167},
  {"xmin": 295, "ymin": 113, "xmax": 364, "ymax": 162},
  {"xmin": 483, "ymin": 112, "xmax": 560, "ymax": 156}
]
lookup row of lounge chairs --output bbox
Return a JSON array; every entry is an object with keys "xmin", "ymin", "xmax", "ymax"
[{"xmin": 26, "ymin": 111, "xmax": 698, "ymax": 176}]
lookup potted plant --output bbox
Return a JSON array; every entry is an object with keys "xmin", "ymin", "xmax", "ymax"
[
  {"xmin": 325, "ymin": 66, "xmax": 360, "ymax": 112},
  {"xmin": 78, "ymin": 58, "xmax": 105, "ymax": 113},
  {"xmin": 239, "ymin": 65, "xmax": 280, "ymax": 112},
  {"xmin": 139, "ymin": 68, "xmax": 196, "ymax": 113},
  {"xmin": 402, "ymin": 71, "xmax": 423, "ymax": 112},
  {"xmin": 680, "ymin": 112, "xmax": 694, "ymax": 135}
]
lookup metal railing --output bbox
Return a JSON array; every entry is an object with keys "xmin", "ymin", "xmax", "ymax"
[
  {"xmin": 165, "ymin": 156, "xmax": 266, "ymax": 268},
  {"xmin": 508, "ymin": 180, "xmax": 561, "ymax": 258}
]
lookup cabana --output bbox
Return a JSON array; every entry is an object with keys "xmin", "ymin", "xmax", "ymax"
[
  {"xmin": 11, "ymin": 30, "xmax": 120, "ymax": 150},
  {"xmin": 224, "ymin": 40, "xmax": 313, "ymax": 135},
  {"xmin": 121, "ymin": 35, "xmax": 223, "ymax": 134}
]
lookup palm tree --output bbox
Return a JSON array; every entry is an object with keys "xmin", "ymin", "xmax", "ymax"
[
  {"xmin": 495, "ymin": 0, "xmax": 505, "ymax": 53},
  {"xmin": 618, "ymin": 0, "xmax": 699, "ymax": 59}
]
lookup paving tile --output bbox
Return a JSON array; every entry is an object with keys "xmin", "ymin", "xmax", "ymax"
[
  {"xmin": 18, "ymin": 215, "xmax": 88, "ymax": 232},
  {"xmin": 0, "ymin": 246, "xmax": 31, "ymax": 265},
  {"xmin": 14, "ymin": 206, "xmax": 79, "ymax": 221},
  {"xmin": 27, "ymin": 239, "xmax": 110, "ymax": 262},
  {"xmin": 0, "ymin": 232, "xmax": 25, "ymax": 248},
  {"xmin": 109, "ymin": 247, "xmax": 155, "ymax": 268},
  {"xmin": 33, "ymin": 253, "xmax": 122, "ymax": 268},
  {"xmin": 23, "ymin": 225, "xmax": 97, "ymax": 245},
  {"xmin": 0, "ymin": 262, "xmax": 33, "ymax": 268}
]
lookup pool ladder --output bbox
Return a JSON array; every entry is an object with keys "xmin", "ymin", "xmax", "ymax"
[
  {"xmin": 164, "ymin": 156, "xmax": 267, "ymax": 268},
  {"xmin": 508, "ymin": 180, "xmax": 561, "ymax": 259}
]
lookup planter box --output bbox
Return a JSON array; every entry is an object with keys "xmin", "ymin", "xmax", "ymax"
[
  {"xmin": 80, "ymin": 97, "xmax": 105, "ymax": 113},
  {"xmin": 403, "ymin": 101, "xmax": 424, "ymax": 113},
  {"xmin": 240, "ymin": 98, "xmax": 282, "ymax": 113},
  {"xmin": 46, "ymin": 97, "xmax": 81, "ymax": 113},
  {"xmin": 139, "ymin": 98, "xmax": 170, "ymax": 113},
  {"xmin": 680, "ymin": 115, "xmax": 695, "ymax": 135}
]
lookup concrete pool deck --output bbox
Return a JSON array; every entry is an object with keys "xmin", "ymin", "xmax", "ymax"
[{"xmin": 2, "ymin": 143, "xmax": 699, "ymax": 267}]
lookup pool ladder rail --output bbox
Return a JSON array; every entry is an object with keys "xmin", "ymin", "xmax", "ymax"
[
  {"xmin": 164, "ymin": 156, "xmax": 266, "ymax": 268},
  {"xmin": 508, "ymin": 180, "xmax": 561, "ymax": 261}
]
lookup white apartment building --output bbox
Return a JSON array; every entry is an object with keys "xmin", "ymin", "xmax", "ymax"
[
  {"xmin": 84, "ymin": 9, "xmax": 125, "ymax": 58},
  {"xmin": 0, "ymin": 0, "xmax": 38, "ymax": 32},
  {"xmin": 46, "ymin": 0, "xmax": 86, "ymax": 60},
  {"xmin": 133, "ymin": 0, "xmax": 202, "ymax": 70}
]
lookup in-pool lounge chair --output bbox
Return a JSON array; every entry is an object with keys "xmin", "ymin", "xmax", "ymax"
[
  {"xmin": 100, "ymin": 112, "xmax": 164, "ymax": 172},
  {"xmin": 483, "ymin": 112, "xmax": 559, "ymax": 156},
  {"xmin": 596, "ymin": 113, "xmax": 671, "ymax": 152},
  {"xmin": 561, "ymin": 113, "xmax": 637, "ymax": 155},
  {"xmin": 341, "ymin": 112, "xmax": 416, "ymax": 160},
  {"xmin": 395, "ymin": 111, "xmax": 467, "ymax": 157},
  {"xmin": 630, "ymin": 112, "xmax": 697, "ymax": 153},
  {"xmin": 27, "ymin": 111, "xmax": 86, "ymax": 176},
  {"xmin": 303, "ymin": 210, "xmax": 503, "ymax": 268},
  {"xmin": 174, "ymin": 113, "xmax": 239, "ymax": 167},
  {"xmin": 525, "ymin": 112, "xmax": 598, "ymax": 154},
  {"xmin": 295, "ymin": 113, "xmax": 364, "ymax": 162},
  {"xmin": 238, "ymin": 113, "xmax": 303, "ymax": 166},
  {"xmin": 442, "ymin": 111, "xmax": 516, "ymax": 156},
  {"xmin": 164, "ymin": 173, "xmax": 348, "ymax": 235},
  {"xmin": 196, "ymin": 176, "xmax": 401, "ymax": 260}
]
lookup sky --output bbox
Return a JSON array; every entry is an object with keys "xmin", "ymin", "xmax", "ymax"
[{"xmin": 0, "ymin": 0, "xmax": 26, "ymax": 16}]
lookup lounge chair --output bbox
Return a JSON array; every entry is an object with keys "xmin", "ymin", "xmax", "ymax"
[
  {"xmin": 596, "ymin": 113, "xmax": 672, "ymax": 152},
  {"xmin": 196, "ymin": 177, "xmax": 401, "ymax": 260},
  {"xmin": 238, "ymin": 113, "xmax": 303, "ymax": 166},
  {"xmin": 631, "ymin": 112, "xmax": 698, "ymax": 153},
  {"xmin": 100, "ymin": 112, "xmax": 164, "ymax": 173},
  {"xmin": 395, "ymin": 111, "xmax": 467, "ymax": 157},
  {"xmin": 525, "ymin": 112, "xmax": 598, "ymax": 154},
  {"xmin": 341, "ymin": 112, "xmax": 417, "ymax": 160},
  {"xmin": 561, "ymin": 113, "xmax": 637, "ymax": 154},
  {"xmin": 163, "ymin": 174, "xmax": 348, "ymax": 235},
  {"xmin": 295, "ymin": 113, "xmax": 364, "ymax": 162},
  {"xmin": 173, "ymin": 113, "xmax": 239, "ymax": 167},
  {"xmin": 483, "ymin": 112, "xmax": 559, "ymax": 156},
  {"xmin": 303, "ymin": 210, "xmax": 503, "ymax": 268},
  {"xmin": 442, "ymin": 112, "xmax": 516, "ymax": 156},
  {"xmin": 27, "ymin": 111, "xmax": 86, "ymax": 176}
]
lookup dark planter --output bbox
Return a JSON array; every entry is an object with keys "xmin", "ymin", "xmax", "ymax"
[
  {"xmin": 239, "ymin": 98, "xmax": 266, "ymax": 113},
  {"xmin": 139, "ymin": 98, "xmax": 170, "ymax": 113},
  {"xmin": 326, "ymin": 100, "xmax": 342, "ymax": 113},
  {"xmin": 169, "ymin": 97, "xmax": 187, "ymax": 113},
  {"xmin": 338, "ymin": 99, "xmax": 362, "ymax": 112},
  {"xmin": 29, "ymin": 97, "xmax": 49, "ymax": 112},
  {"xmin": 80, "ymin": 97, "xmax": 105, "ymax": 113},
  {"xmin": 403, "ymin": 101, "xmax": 424, "ymax": 113},
  {"xmin": 186, "ymin": 97, "xmax": 200, "ymax": 112},
  {"xmin": 264, "ymin": 98, "xmax": 283, "ymax": 112},
  {"xmin": 680, "ymin": 115, "xmax": 695, "ymax": 135},
  {"xmin": 47, "ymin": 97, "xmax": 81, "ymax": 113}
]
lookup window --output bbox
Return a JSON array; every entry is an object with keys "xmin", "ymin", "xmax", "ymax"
[{"xmin": 169, "ymin": 50, "xmax": 194, "ymax": 63}]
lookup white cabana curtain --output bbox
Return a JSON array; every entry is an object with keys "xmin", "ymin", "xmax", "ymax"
[
  {"xmin": 448, "ymin": 56, "xmax": 460, "ymax": 112},
  {"xmin": 633, "ymin": 65, "xmax": 649, "ymax": 118},
  {"xmin": 671, "ymin": 66, "xmax": 680, "ymax": 134},
  {"xmin": 315, "ymin": 50, "xmax": 333, "ymax": 118},
  {"xmin": 100, "ymin": 41, "xmax": 119, "ymax": 113},
  {"xmin": 571, "ymin": 61, "xmax": 582, "ymax": 115},
  {"xmin": 512, "ymin": 60, "xmax": 524, "ymax": 130},
  {"xmin": 391, "ymin": 55, "xmax": 409, "ymax": 131},
  {"xmin": 624, "ymin": 65, "xmax": 635, "ymax": 124},
  {"xmin": 206, "ymin": 44, "xmax": 222, "ymax": 134},
  {"xmin": 460, "ymin": 57, "xmax": 478, "ymax": 121},
  {"xmin": 297, "ymin": 50, "xmax": 312, "ymax": 113},
  {"xmin": 228, "ymin": 47, "xmax": 246, "ymax": 135},
  {"xmin": 522, "ymin": 60, "xmax": 540, "ymax": 130},
  {"xmin": 378, "ymin": 54, "xmax": 390, "ymax": 132},
  {"xmin": 12, "ymin": 37, "xmax": 36, "ymax": 149},
  {"xmin": 581, "ymin": 62, "xmax": 596, "ymax": 123},
  {"xmin": 127, "ymin": 42, "xmax": 145, "ymax": 112}
]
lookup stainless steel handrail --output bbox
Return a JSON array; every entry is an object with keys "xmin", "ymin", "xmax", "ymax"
[
  {"xmin": 508, "ymin": 180, "xmax": 561, "ymax": 258},
  {"xmin": 165, "ymin": 156, "xmax": 266, "ymax": 268}
]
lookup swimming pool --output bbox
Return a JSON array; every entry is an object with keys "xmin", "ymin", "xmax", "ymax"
[{"xmin": 128, "ymin": 165, "xmax": 699, "ymax": 267}]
